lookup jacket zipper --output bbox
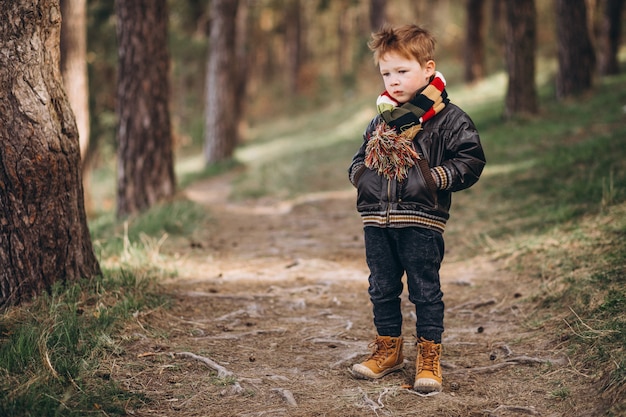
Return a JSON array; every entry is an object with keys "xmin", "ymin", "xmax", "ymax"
[{"xmin": 386, "ymin": 178, "xmax": 391, "ymax": 225}]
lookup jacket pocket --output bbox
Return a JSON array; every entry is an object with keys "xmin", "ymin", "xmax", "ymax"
[
  {"xmin": 399, "ymin": 162, "xmax": 438, "ymax": 208},
  {"xmin": 356, "ymin": 168, "xmax": 384, "ymax": 211}
]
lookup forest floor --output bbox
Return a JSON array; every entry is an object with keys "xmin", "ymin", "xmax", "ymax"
[{"xmin": 109, "ymin": 173, "xmax": 605, "ymax": 417}]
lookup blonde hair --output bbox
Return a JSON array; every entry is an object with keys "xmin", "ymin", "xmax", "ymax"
[{"xmin": 368, "ymin": 24, "xmax": 436, "ymax": 66}]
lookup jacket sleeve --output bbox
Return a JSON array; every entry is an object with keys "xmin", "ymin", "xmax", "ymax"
[
  {"xmin": 348, "ymin": 117, "xmax": 378, "ymax": 187},
  {"xmin": 429, "ymin": 110, "xmax": 486, "ymax": 192}
]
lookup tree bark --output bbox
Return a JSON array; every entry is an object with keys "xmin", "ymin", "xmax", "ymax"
[
  {"xmin": 0, "ymin": 0, "xmax": 100, "ymax": 308},
  {"xmin": 204, "ymin": 0, "xmax": 240, "ymax": 164},
  {"xmin": 503, "ymin": 0, "xmax": 538, "ymax": 118},
  {"xmin": 555, "ymin": 0, "xmax": 596, "ymax": 98},
  {"xmin": 115, "ymin": 0, "xmax": 176, "ymax": 217},
  {"xmin": 596, "ymin": 0, "xmax": 624, "ymax": 75},
  {"xmin": 464, "ymin": 0, "xmax": 486, "ymax": 83}
]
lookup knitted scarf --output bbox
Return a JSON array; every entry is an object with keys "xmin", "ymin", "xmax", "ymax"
[{"xmin": 365, "ymin": 71, "xmax": 449, "ymax": 180}]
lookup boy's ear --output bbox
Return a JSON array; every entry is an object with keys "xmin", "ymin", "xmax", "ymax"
[{"xmin": 425, "ymin": 60, "xmax": 436, "ymax": 76}]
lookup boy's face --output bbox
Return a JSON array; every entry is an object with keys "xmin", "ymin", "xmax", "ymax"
[{"xmin": 379, "ymin": 52, "xmax": 435, "ymax": 104}]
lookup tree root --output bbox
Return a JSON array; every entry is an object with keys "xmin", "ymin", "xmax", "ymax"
[
  {"xmin": 448, "ymin": 355, "xmax": 567, "ymax": 375},
  {"xmin": 173, "ymin": 351, "xmax": 243, "ymax": 395}
]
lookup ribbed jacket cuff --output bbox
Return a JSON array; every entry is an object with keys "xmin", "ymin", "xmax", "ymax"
[
  {"xmin": 350, "ymin": 162, "xmax": 365, "ymax": 187},
  {"xmin": 430, "ymin": 166, "xmax": 452, "ymax": 190}
]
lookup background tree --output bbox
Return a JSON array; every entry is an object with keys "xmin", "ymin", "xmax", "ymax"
[
  {"xmin": 596, "ymin": 0, "xmax": 624, "ymax": 75},
  {"xmin": 464, "ymin": 0, "xmax": 486, "ymax": 83},
  {"xmin": 204, "ymin": 0, "xmax": 240, "ymax": 164},
  {"xmin": 285, "ymin": 0, "xmax": 303, "ymax": 94},
  {"xmin": 555, "ymin": 0, "xmax": 595, "ymax": 99},
  {"xmin": 0, "ymin": 0, "xmax": 100, "ymax": 308},
  {"xmin": 370, "ymin": 0, "xmax": 387, "ymax": 30},
  {"xmin": 503, "ymin": 0, "xmax": 538, "ymax": 118},
  {"xmin": 115, "ymin": 0, "xmax": 176, "ymax": 217},
  {"xmin": 60, "ymin": 0, "xmax": 90, "ymax": 163}
]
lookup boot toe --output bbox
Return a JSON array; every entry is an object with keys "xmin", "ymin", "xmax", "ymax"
[{"xmin": 413, "ymin": 377, "xmax": 442, "ymax": 393}]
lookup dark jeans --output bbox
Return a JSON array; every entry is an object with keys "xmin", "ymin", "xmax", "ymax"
[{"xmin": 364, "ymin": 226, "xmax": 445, "ymax": 343}]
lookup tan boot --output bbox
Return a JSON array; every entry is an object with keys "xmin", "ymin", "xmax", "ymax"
[
  {"xmin": 352, "ymin": 336, "xmax": 404, "ymax": 379},
  {"xmin": 414, "ymin": 338, "xmax": 443, "ymax": 393}
]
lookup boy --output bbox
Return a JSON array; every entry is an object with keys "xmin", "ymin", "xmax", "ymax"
[{"xmin": 348, "ymin": 24, "xmax": 485, "ymax": 393}]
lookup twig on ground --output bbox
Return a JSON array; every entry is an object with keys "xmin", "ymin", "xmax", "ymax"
[
  {"xmin": 358, "ymin": 388, "xmax": 381, "ymax": 416},
  {"xmin": 483, "ymin": 404, "xmax": 538, "ymax": 416},
  {"xmin": 271, "ymin": 388, "xmax": 298, "ymax": 407},
  {"xmin": 377, "ymin": 388, "xmax": 390, "ymax": 407}
]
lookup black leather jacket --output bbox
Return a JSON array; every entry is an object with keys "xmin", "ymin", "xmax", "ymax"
[{"xmin": 348, "ymin": 103, "xmax": 486, "ymax": 232}]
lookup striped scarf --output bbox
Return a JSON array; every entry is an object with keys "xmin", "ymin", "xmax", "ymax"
[{"xmin": 365, "ymin": 72, "xmax": 448, "ymax": 180}]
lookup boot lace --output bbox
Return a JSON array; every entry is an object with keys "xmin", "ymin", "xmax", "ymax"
[
  {"xmin": 368, "ymin": 338, "xmax": 394, "ymax": 364},
  {"xmin": 418, "ymin": 342, "xmax": 440, "ymax": 375}
]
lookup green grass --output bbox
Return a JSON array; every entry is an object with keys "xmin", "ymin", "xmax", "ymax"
[
  {"xmin": 0, "ymin": 271, "xmax": 164, "ymax": 416},
  {"xmin": 90, "ymin": 197, "xmax": 212, "ymax": 266}
]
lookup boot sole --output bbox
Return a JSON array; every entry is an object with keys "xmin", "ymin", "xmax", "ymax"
[
  {"xmin": 351, "ymin": 363, "xmax": 404, "ymax": 379},
  {"xmin": 413, "ymin": 377, "xmax": 442, "ymax": 393}
]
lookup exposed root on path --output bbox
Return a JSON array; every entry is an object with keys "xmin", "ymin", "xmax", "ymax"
[
  {"xmin": 174, "ymin": 351, "xmax": 244, "ymax": 395},
  {"xmin": 448, "ymin": 355, "xmax": 568, "ymax": 375}
]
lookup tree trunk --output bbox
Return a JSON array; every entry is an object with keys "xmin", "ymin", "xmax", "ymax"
[
  {"xmin": 115, "ymin": 0, "xmax": 176, "ymax": 217},
  {"xmin": 555, "ymin": 0, "xmax": 596, "ymax": 98},
  {"xmin": 503, "ymin": 0, "xmax": 538, "ymax": 118},
  {"xmin": 235, "ymin": 0, "xmax": 251, "ymax": 138},
  {"xmin": 370, "ymin": 0, "xmax": 387, "ymax": 31},
  {"xmin": 204, "ymin": 0, "xmax": 240, "ymax": 164},
  {"xmin": 60, "ymin": 0, "xmax": 89, "ymax": 163},
  {"xmin": 597, "ymin": 0, "xmax": 624, "ymax": 75},
  {"xmin": 285, "ymin": 0, "xmax": 302, "ymax": 94},
  {"xmin": 0, "ymin": 0, "xmax": 101, "ymax": 308},
  {"xmin": 60, "ymin": 0, "xmax": 94, "ymax": 216},
  {"xmin": 464, "ymin": 0, "xmax": 486, "ymax": 83}
]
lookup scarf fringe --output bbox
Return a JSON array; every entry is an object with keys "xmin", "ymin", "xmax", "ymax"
[{"xmin": 365, "ymin": 123, "xmax": 421, "ymax": 181}]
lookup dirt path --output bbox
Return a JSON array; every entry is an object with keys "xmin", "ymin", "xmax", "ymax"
[{"xmin": 115, "ymin": 175, "xmax": 583, "ymax": 417}]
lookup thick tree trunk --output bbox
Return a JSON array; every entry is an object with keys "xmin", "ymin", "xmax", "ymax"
[
  {"xmin": 597, "ymin": 0, "xmax": 624, "ymax": 75},
  {"xmin": 204, "ymin": 0, "xmax": 239, "ymax": 164},
  {"xmin": 555, "ymin": 0, "xmax": 595, "ymax": 98},
  {"xmin": 464, "ymin": 0, "xmax": 486, "ymax": 83},
  {"xmin": 0, "ymin": 0, "xmax": 101, "ymax": 308},
  {"xmin": 503, "ymin": 0, "xmax": 538, "ymax": 118},
  {"xmin": 115, "ymin": 0, "xmax": 176, "ymax": 217}
]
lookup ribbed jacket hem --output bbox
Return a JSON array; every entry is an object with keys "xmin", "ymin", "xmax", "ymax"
[{"xmin": 361, "ymin": 210, "xmax": 447, "ymax": 234}]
